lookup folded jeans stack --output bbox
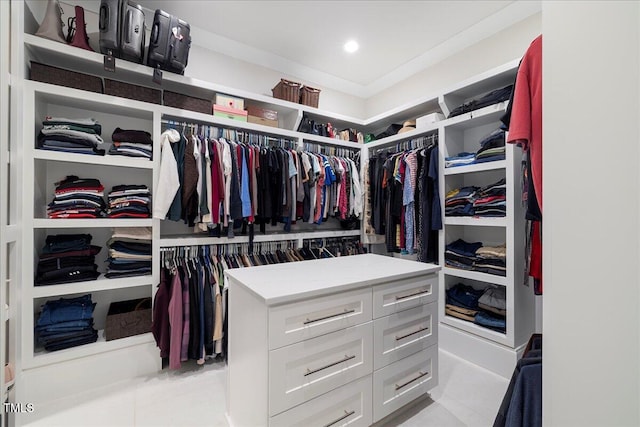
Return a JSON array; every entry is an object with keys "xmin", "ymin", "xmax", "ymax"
[
  {"xmin": 108, "ymin": 127, "xmax": 153, "ymax": 160},
  {"xmin": 473, "ymin": 178, "xmax": 506, "ymax": 217},
  {"xmin": 35, "ymin": 294, "xmax": 98, "ymax": 352},
  {"xmin": 106, "ymin": 227, "xmax": 152, "ymax": 278},
  {"xmin": 445, "ymin": 186, "xmax": 478, "ymax": 216},
  {"xmin": 107, "ymin": 185, "xmax": 152, "ymax": 218},
  {"xmin": 35, "ymin": 234, "xmax": 101, "ymax": 285},
  {"xmin": 36, "ymin": 117, "xmax": 105, "ymax": 156},
  {"xmin": 48, "ymin": 175, "xmax": 106, "ymax": 219}
]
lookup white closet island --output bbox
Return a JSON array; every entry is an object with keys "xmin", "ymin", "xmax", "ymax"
[{"xmin": 225, "ymin": 254, "xmax": 440, "ymax": 427}]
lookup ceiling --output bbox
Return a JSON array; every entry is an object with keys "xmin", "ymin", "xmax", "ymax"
[{"xmin": 133, "ymin": 1, "xmax": 541, "ymax": 97}]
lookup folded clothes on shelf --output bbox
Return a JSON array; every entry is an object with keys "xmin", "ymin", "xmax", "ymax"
[
  {"xmin": 445, "ymin": 178, "xmax": 506, "ymax": 218},
  {"xmin": 47, "ymin": 175, "xmax": 107, "ymax": 219},
  {"xmin": 445, "ymin": 128, "xmax": 506, "ymax": 168},
  {"xmin": 35, "ymin": 294, "xmax": 98, "ymax": 352},
  {"xmin": 479, "ymin": 286, "xmax": 507, "ymax": 316},
  {"xmin": 445, "ymin": 239, "xmax": 507, "ymax": 277},
  {"xmin": 35, "ymin": 234, "xmax": 101, "ymax": 285},
  {"xmin": 448, "ymin": 86, "xmax": 513, "ymax": 118},
  {"xmin": 445, "ymin": 283, "xmax": 507, "ymax": 333},
  {"xmin": 106, "ymin": 227, "xmax": 152, "ymax": 278},
  {"xmin": 107, "ymin": 184, "xmax": 152, "ymax": 218},
  {"xmin": 36, "ymin": 117, "xmax": 105, "ymax": 156},
  {"xmin": 108, "ymin": 128, "xmax": 153, "ymax": 160}
]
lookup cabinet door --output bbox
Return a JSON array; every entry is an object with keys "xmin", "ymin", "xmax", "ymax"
[
  {"xmin": 269, "ymin": 375, "xmax": 372, "ymax": 427},
  {"xmin": 373, "ymin": 302, "xmax": 437, "ymax": 370},
  {"xmin": 372, "ymin": 275, "xmax": 437, "ymax": 319},
  {"xmin": 372, "ymin": 345, "xmax": 439, "ymax": 423},
  {"xmin": 269, "ymin": 322, "xmax": 373, "ymax": 416},
  {"xmin": 269, "ymin": 288, "xmax": 372, "ymax": 350}
]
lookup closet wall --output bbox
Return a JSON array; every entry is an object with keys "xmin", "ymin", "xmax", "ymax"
[{"xmin": 543, "ymin": 2, "xmax": 640, "ymax": 426}]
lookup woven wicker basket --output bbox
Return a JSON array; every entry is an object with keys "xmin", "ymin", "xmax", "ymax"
[
  {"xmin": 300, "ymin": 85, "xmax": 321, "ymax": 108},
  {"xmin": 105, "ymin": 79, "xmax": 162, "ymax": 105},
  {"xmin": 272, "ymin": 79, "xmax": 301, "ymax": 103},
  {"xmin": 30, "ymin": 61, "xmax": 103, "ymax": 94},
  {"xmin": 164, "ymin": 91, "xmax": 212, "ymax": 114}
]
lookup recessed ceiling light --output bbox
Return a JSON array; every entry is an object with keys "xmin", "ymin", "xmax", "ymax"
[{"xmin": 343, "ymin": 40, "xmax": 359, "ymax": 53}]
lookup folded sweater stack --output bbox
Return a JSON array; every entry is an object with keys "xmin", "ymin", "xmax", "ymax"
[{"xmin": 37, "ymin": 117, "xmax": 104, "ymax": 156}]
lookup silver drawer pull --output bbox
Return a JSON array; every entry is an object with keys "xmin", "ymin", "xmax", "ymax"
[
  {"xmin": 395, "ymin": 326, "xmax": 430, "ymax": 341},
  {"xmin": 395, "ymin": 371, "xmax": 429, "ymax": 391},
  {"xmin": 304, "ymin": 354, "xmax": 356, "ymax": 377},
  {"xmin": 304, "ymin": 308, "xmax": 356, "ymax": 325},
  {"xmin": 323, "ymin": 410, "xmax": 356, "ymax": 427},
  {"xmin": 395, "ymin": 289, "xmax": 430, "ymax": 301}
]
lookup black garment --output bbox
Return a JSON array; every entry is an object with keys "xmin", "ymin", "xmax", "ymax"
[
  {"xmin": 111, "ymin": 128, "xmax": 153, "ymax": 144},
  {"xmin": 168, "ymin": 134, "xmax": 186, "ymax": 221},
  {"xmin": 188, "ymin": 265, "xmax": 201, "ymax": 360},
  {"xmin": 182, "ymin": 136, "xmax": 200, "ymax": 227},
  {"xmin": 229, "ymin": 143, "xmax": 243, "ymax": 221},
  {"xmin": 203, "ymin": 266, "xmax": 215, "ymax": 356},
  {"xmin": 525, "ymin": 153, "xmax": 542, "ymax": 221},
  {"xmin": 448, "ymin": 85, "xmax": 514, "ymax": 118}
]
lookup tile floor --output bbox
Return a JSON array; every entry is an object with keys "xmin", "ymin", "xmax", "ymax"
[{"xmin": 21, "ymin": 350, "xmax": 508, "ymax": 427}]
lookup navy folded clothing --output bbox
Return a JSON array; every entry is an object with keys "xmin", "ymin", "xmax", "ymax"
[{"xmin": 446, "ymin": 283, "xmax": 485, "ymax": 310}]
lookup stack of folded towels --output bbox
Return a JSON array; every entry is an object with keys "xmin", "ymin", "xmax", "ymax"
[
  {"xmin": 107, "ymin": 185, "xmax": 152, "ymax": 218},
  {"xmin": 47, "ymin": 175, "xmax": 106, "ymax": 219},
  {"xmin": 108, "ymin": 127, "xmax": 153, "ymax": 160},
  {"xmin": 35, "ymin": 294, "xmax": 98, "ymax": 352},
  {"xmin": 37, "ymin": 117, "xmax": 104, "ymax": 155},
  {"xmin": 35, "ymin": 234, "xmax": 101, "ymax": 285},
  {"xmin": 106, "ymin": 227, "xmax": 152, "ymax": 278}
]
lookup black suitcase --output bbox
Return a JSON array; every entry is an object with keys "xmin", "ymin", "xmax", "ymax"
[
  {"xmin": 120, "ymin": 2, "xmax": 145, "ymax": 63},
  {"xmin": 98, "ymin": 0, "xmax": 145, "ymax": 64},
  {"xmin": 147, "ymin": 9, "xmax": 191, "ymax": 75}
]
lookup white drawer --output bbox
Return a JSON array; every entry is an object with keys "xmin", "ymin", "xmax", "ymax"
[
  {"xmin": 372, "ymin": 276, "xmax": 437, "ymax": 319},
  {"xmin": 373, "ymin": 302, "xmax": 437, "ymax": 370},
  {"xmin": 269, "ymin": 375, "xmax": 372, "ymax": 427},
  {"xmin": 269, "ymin": 288, "xmax": 372, "ymax": 349},
  {"xmin": 269, "ymin": 322, "xmax": 373, "ymax": 416},
  {"xmin": 372, "ymin": 345, "xmax": 438, "ymax": 422}
]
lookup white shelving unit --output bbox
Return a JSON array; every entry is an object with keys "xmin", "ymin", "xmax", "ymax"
[
  {"xmin": 438, "ymin": 65, "xmax": 535, "ymax": 377},
  {"xmin": 16, "ymin": 79, "xmax": 160, "ymax": 408}
]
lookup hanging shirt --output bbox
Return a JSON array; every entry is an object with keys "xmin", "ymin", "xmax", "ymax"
[{"xmin": 507, "ymin": 35, "xmax": 542, "ymax": 212}]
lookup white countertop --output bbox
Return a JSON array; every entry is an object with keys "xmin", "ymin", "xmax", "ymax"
[{"xmin": 225, "ymin": 253, "xmax": 440, "ymax": 305}]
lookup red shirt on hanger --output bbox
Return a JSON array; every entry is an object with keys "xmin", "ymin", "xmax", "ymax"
[{"xmin": 508, "ymin": 35, "xmax": 542, "ymax": 211}]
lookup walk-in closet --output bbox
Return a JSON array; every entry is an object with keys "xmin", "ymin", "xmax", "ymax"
[{"xmin": 1, "ymin": 1, "xmax": 638, "ymax": 427}]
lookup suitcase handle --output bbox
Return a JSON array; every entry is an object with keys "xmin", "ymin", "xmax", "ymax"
[
  {"xmin": 150, "ymin": 22, "xmax": 159, "ymax": 44},
  {"xmin": 124, "ymin": 9, "xmax": 132, "ymax": 43},
  {"xmin": 99, "ymin": 4, "xmax": 108, "ymax": 31}
]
